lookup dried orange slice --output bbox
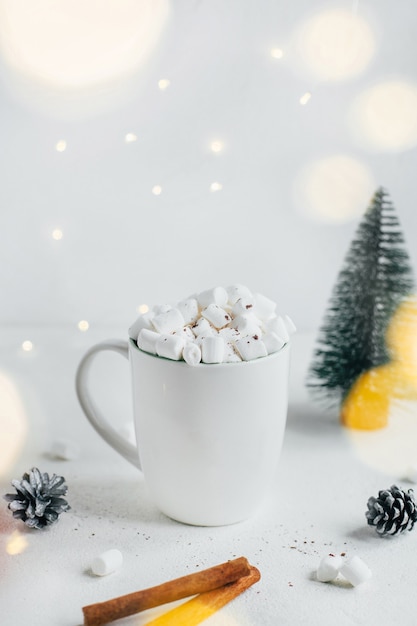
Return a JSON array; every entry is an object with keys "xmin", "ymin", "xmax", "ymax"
[{"xmin": 341, "ymin": 365, "xmax": 394, "ymax": 430}]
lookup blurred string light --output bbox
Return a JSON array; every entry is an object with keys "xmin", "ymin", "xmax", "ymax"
[
  {"xmin": 125, "ymin": 133, "xmax": 137, "ymax": 143},
  {"xmin": 299, "ymin": 92, "xmax": 311, "ymax": 105},
  {"xmin": 152, "ymin": 185, "xmax": 162, "ymax": 195},
  {"xmin": 294, "ymin": 154, "xmax": 375, "ymax": 223},
  {"xmin": 0, "ymin": 0, "xmax": 171, "ymax": 90},
  {"xmin": 210, "ymin": 140, "xmax": 224, "ymax": 154},
  {"xmin": 21, "ymin": 340, "xmax": 33, "ymax": 352},
  {"xmin": 137, "ymin": 304, "xmax": 150, "ymax": 314},
  {"xmin": 77, "ymin": 320, "xmax": 89, "ymax": 332},
  {"xmin": 349, "ymin": 81, "xmax": 417, "ymax": 152},
  {"xmin": 210, "ymin": 182, "xmax": 223, "ymax": 192},
  {"xmin": 51, "ymin": 228, "xmax": 63, "ymax": 241},
  {"xmin": 296, "ymin": 8, "xmax": 375, "ymax": 81},
  {"xmin": 270, "ymin": 47, "xmax": 283, "ymax": 59},
  {"xmin": 55, "ymin": 140, "xmax": 67, "ymax": 152},
  {"xmin": 0, "ymin": 373, "xmax": 28, "ymax": 477},
  {"xmin": 158, "ymin": 78, "xmax": 170, "ymax": 90}
]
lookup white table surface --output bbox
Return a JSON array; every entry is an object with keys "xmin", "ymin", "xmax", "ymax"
[{"xmin": 1, "ymin": 327, "xmax": 416, "ymax": 626}]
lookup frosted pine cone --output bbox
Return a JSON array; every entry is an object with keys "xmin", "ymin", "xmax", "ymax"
[
  {"xmin": 366, "ymin": 485, "xmax": 417, "ymax": 536},
  {"xmin": 3, "ymin": 467, "xmax": 70, "ymax": 529}
]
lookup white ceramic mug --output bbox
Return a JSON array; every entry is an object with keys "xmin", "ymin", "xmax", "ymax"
[{"xmin": 76, "ymin": 338, "xmax": 290, "ymax": 526}]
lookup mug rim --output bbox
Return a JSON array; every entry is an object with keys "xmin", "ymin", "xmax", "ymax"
[{"xmin": 129, "ymin": 337, "xmax": 289, "ymax": 368}]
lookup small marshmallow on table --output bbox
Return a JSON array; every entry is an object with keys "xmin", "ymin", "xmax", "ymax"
[
  {"xmin": 49, "ymin": 438, "xmax": 80, "ymax": 461},
  {"xmin": 316, "ymin": 554, "xmax": 371, "ymax": 587},
  {"xmin": 405, "ymin": 464, "xmax": 417, "ymax": 483},
  {"xmin": 339, "ymin": 556, "xmax": 372, "ymax": 587},
  {"xmin": 91, "ymin": 549, "xmax": 123, "ymax": 576},
  {"xmin": 316, "ymin": 555, "xmax": 344, "ymax": 582}
]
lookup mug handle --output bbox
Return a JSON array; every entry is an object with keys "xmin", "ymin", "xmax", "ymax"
[{"xmin": 75, "ymin": 339, "xmax": 141, "ymax": 469}]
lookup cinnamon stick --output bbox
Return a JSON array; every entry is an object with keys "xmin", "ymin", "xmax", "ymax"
[
  {"xmin": 82, "ymin": 556, "xmax": 251, "ymax": 626},
  {"xmin": 144, "ymin": 565, "xmax": 261, "ymax": 626}
]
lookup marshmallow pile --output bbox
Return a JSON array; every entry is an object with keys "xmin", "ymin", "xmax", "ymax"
[
  {"xmin": 317, "ymin": 554, "xmax": 372, "ymax": 587},
  {"xmin": 129, "ymin": 284, "xmax": 295, "ymax": 366}
]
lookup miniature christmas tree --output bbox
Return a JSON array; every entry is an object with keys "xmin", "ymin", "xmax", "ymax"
[{"xmin": 308, "ymin": 187, "xmax": 416, "ymax": 428}]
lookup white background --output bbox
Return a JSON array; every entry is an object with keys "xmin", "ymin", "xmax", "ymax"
[
  {"xmin": 1, "ymin": 0, "xmax": 416, "ymax": 333},
  {"xmin": 2, "ymin": 5, "xmax": 417, "ymax": 623}
]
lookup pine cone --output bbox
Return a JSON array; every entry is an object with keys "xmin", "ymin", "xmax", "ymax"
[
  {"xmin": 3, "ymin": 467, "xmax": 70, "ymax": 529},
  {"xmin": 366, "ymin": 485, "xmax": 417, "ymax": 536}
]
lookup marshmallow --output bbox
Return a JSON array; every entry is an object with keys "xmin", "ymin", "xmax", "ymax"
[
  {"xmin": 223, "ymin": 343, "xmax": 242, "ymax": 363},
  {"xmin": 264, "ymin": 315, "xmax": 290, "ymax": 342},
  {"xmin": 49, "ymin": 438, "xmax": 80, "ymax": 461},
  {"xmin": 201, "ymin": 304, "xmax": 232, "ymax": 329},
  {"xmin": 234, "ymin": 336, "xmax": 268, "ymax": 361},
  {"xmin": 405, "ymin": 464, "xmax": 417, "ymax": 483},
  {"xmin": 316, "ymin": 555, "xmax": 344, "ymax": 582},
  {"xmin": 177, "ymin": 298, "xmax": 199, "ymax": 325},
  {"xmin": 263, "ymin": 332, "xmax": 286, "ymax": 355},
  {"xmin": 231, "ymin": 296, "xmax": 256, "ymax": 316},
  {"xmin": 183, "ymin": 342, "xmax": 202, "ymax": 366},
  {"xmin": 197, "ymin": 287, "xmax": 228, "ymax": 308},
  {"xmin": 201, "ymin": 336, "xmax": 225, "ymax": 363},
  {"xmin": 231, "ymin": 314, "xmax": 262, "ymax": 337},
  {"xmin": 339, "ymin": 556, "xmax": 372, "ymax": 587},
  {"xmin": 226, "ymin": 284, "xmax": 253, "ymax": 305},
  {"xmin": 137, "ymin": 328, "xmax": 160, "ymax": 355},
  {"xmin": 128, "ymin": 313, "xmax": 154, "ymax": 340},
  {"xmin": 253, "ymin": 292, "xmax": 276, "ymax": 320},
  {"xmin": 173, "ymin": 326, "xmax": 195, "ymax": 342},
  {"xmin": 156, "ymin": 334, "xmax": 185, "ymax": 361},
  {"xmin": 284, "ymin": 314, "xmax": 297, "ymax": 334},
  {"xmin": 91, "ymin": 549, "xmax": 123, "ymax": 576},
  {"xmin": 152, "ymin": 308, "xmax": 185, "ymax": 334},
  {"xmin": 152, "ymin": 303, "xmax": 172, "ymax": 315},
  {"xmin": 218, "ymin": 327, "xmax": 241, "ymax": 342},
  {"xmin": 191, "ymin": 317, "xmax": 217, "ymax": 338}
]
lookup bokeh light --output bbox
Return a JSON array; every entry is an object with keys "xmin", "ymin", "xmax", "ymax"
[
  {"xmin": 0, "ymin": 0, "xmax": 171, "ymax": 89},
  {"xmin": 294, "ymin": 155, "xmax": 375, "ymax": 222},
  {"xmin": 51, "ymin": 228, "xmax": 63, "ymax": 241},
  {"xmin": 137, "ymin": 304, "xmax": 150, "ymax": 314},
  {"xmin": 296, "ymin": 8, "xmax": 375, "ymax": 81},
  {"xmin": 270, "ymin": 47, "xmax": 283, "ymax": 59},
  {"xmin": 55, "ymin": 140, "xmax": 67, "ymax": 152},
  {"xmin": 349, "ymin": 80, "xmax": 417, "ymax": 152},
  {"xmin": 299, "ymin": 91, "xmax": 311, "ymax": 105},
  {"xmin": 210, "ymin": 140, "xmax": 224, "ymax": 154},
  {"xmin": 0, "ymin": 372, "xmax": 28, "ymax": 477},
  {"xmin": 125, "ymin": 133, "xmax": 137, "ymax": 143},
  {"xmin": 158, "ymin": 78, "xmax": 170, "ymax": 90},
  {"xmin": 6, "ymin": 530, "xmax": 29, "ymax": 555}
]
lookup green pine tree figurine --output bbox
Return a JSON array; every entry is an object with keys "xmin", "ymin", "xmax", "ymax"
[{"xmin": 308, "ymin": 187, "xmax": 416, "ymax": 429}]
